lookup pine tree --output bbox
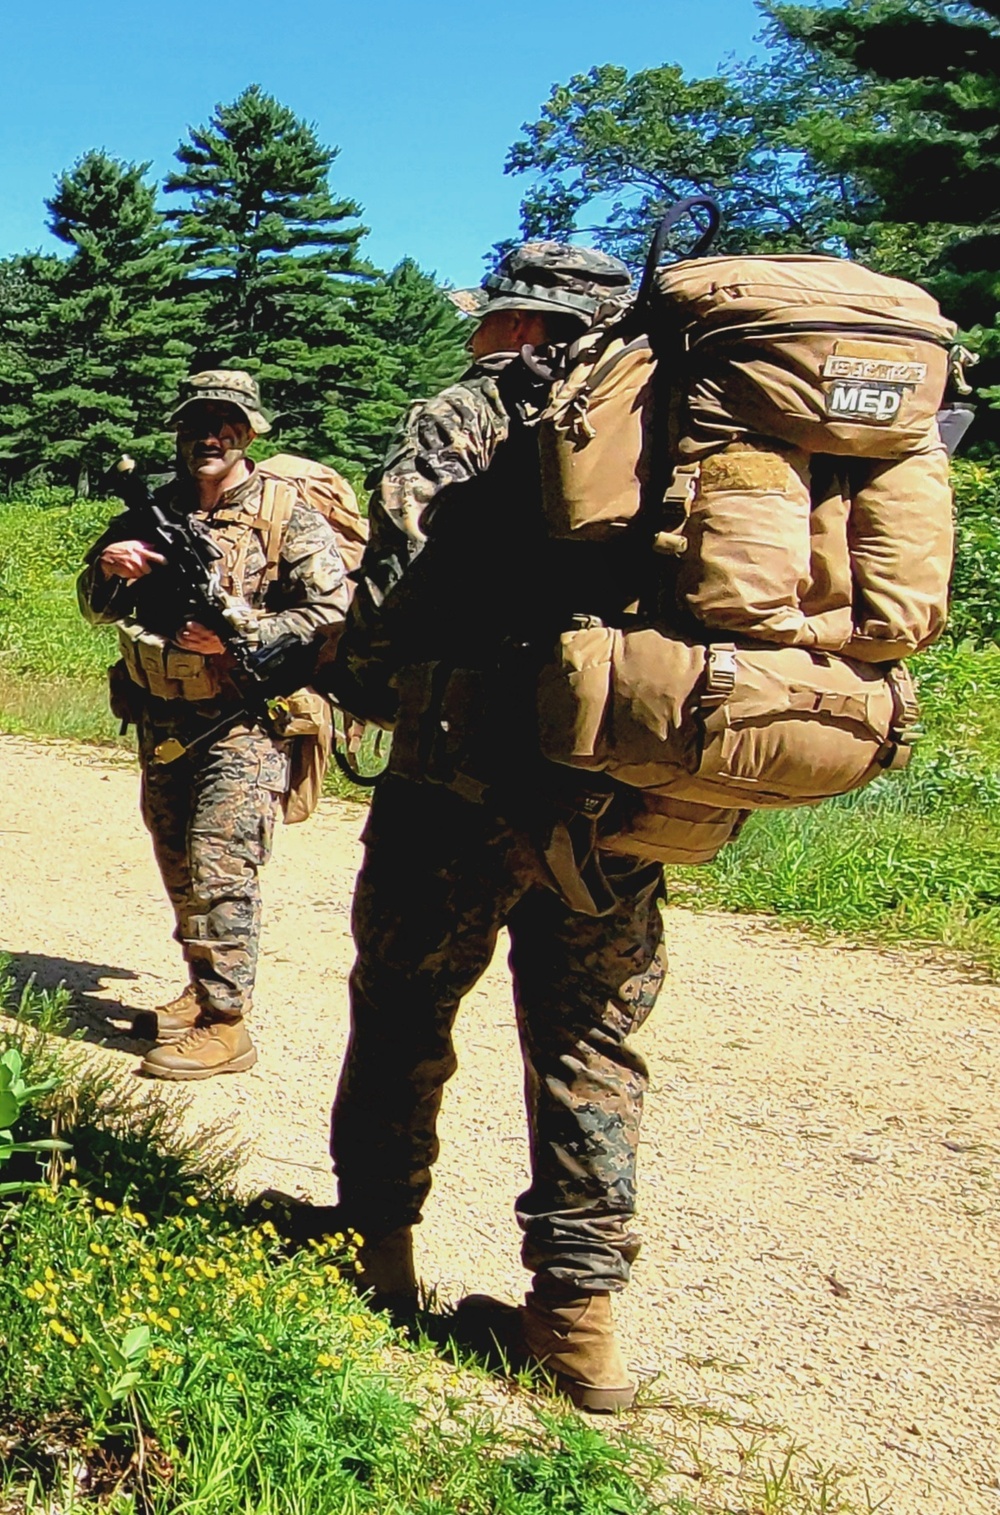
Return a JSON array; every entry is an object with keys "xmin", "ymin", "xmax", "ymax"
[
  {"xmin": 0, "ymin": 152, "xmax": 192, "ymax": 493},
  {"xmin": 319, "ymin": 260, "xmax": 470, "ymax": 470},
  {"xmin": 769, "ymin": 0, "xmax": 1000, "ymax": 420},
  {"xmin": 164, "ymin": 85, "xmax": 372, "ymax": 456}
]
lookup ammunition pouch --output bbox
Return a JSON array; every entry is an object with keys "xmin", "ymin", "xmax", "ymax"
[
  {"xmin": 107, "ymin": 658, "xmax": 144, "ymax": 731},
  {"xmin": 117, "ymin": 623, "xmax": 223, "ymax": 703},
  {"xmin": 388, "ymin": 662, "xmax": 494, "ymax": 794}
]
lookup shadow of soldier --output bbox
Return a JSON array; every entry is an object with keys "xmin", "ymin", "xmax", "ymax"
[
  {"xmin": 0, "ymin": 950, "xmax": 152, "ymax": 1052},
  {"xmin": 9, "ymin": 1041, "xmax": 237, "ymax": 1220}
]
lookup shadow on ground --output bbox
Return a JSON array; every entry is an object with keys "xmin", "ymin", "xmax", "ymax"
[{"xmin": 0, "ymin": 949, "xmax": 154, "ymax": 1051}]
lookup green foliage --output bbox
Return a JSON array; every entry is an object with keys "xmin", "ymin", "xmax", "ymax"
[
  {"xmin": 949, "ymin": 459, "xmax": 1000, "ymax": 643},
  {"xmin": 762, "ymin": 0, "xmax": 1000, "ymax": 431},
  {"xmin": 505, "ymin": 1, "xmax": 1000, "ymax": 442},
  {"xmin": 0, "ymin": 991, "xmax": 664, "ymax": 1515},
  {"xmin": 321, "ymin": 258, "xmax": 469, "ymax": 470},
  {"xmin": 0, "ymin": 1049, "xmax": 70, "ymax": 1197},
  {"xmin": 0, "ymin": 496, "xmax": 119, "ymax": 686},
  {"xmin": 677, "ymin": 640, "xmax": 1000, "ymax": 971},
  {"xmin": 0, "ymin": 153, "xmax": 193, "ymax": 493},
  {"xmin": 165, "ymin": 85, "xmax": 376, "ymax": 468},
  {"xmin": 504, "ymin": 60, "xmax": 872, "ymax": 265},
  {"xmin": 0, "ymin": 88, "xmax": 471, "ymax": 489}
]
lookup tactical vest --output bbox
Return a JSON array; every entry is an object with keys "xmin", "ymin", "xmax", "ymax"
[{"xmin": 116, "ymin": 476, "xmax": 299, "ymax": 702}]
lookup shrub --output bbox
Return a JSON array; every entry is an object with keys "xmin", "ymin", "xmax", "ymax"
[{"xmin": 949, "ymin": 459, "xmax": 1000, "ymax": 646}]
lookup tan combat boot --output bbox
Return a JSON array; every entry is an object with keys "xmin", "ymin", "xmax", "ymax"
[
  {"xmin": 132, "ymin": 985, "xmax": 201, "ymax": 1044},
  {"xmin": 522, "ymin": 1279, "xmax": 635, "ymax": 1412},
  {"xmin": 140, "ymin": 1020, "xmax": 257, "ymax": 1081},
  {"xmin": 357, "ymin": 1226, "xmax": 418, "ymax": 1315}
]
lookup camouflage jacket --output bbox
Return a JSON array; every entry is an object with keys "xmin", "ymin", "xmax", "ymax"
[
  {"xmin": 79, "ymin": 465, "xmax": 351, "ymax": 681},
  {"xmin": 331, "ymin": 355, "xmax": 521, "ymax": 723}
]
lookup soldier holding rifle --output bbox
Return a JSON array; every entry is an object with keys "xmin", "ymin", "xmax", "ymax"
[{"xmin": 79, "ymin": 371, "xmax": 350, "ymax": 1080}]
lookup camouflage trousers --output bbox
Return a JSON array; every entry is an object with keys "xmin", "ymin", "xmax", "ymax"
[
  {"xmin": 331, "ymin": 776, "xmax": 667, "ymax": 1291},
  {"xmin": 138, "ymin": 702, "xmax": 290, "ymax": 1022}
]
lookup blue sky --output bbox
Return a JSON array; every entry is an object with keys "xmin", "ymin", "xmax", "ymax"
[{"xmin": 1, "ymin": 0, "xmax": 763, "ymax": 288}]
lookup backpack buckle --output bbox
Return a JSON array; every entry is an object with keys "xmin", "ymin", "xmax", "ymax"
[
  {"xmin": 702, "ymin": 644, "xmax": 738, "ymax": 708},
  {"xmin": 663, "ymin": 463, "xmax": 699, "ymax": 507}
]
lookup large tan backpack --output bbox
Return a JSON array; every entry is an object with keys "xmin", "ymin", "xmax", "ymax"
[
  {"xmin": 537, "ymin": 201, "xmax": 959, "ymax": 661},
  {"xmin": 257, "ymin": 453, "xmax": 368, "ymax": 575},
  {"xmin": 529, "ymin": 202, "xmax": 963, "ymax": 864}
]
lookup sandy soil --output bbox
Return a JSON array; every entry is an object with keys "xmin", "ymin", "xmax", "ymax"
[{"xmin": 1, "ymin": 733, "xmax": 998, "ymax": 1512}]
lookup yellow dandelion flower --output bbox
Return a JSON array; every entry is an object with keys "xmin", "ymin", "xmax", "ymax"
[{"xmin": 185, "ymin": 1195, "xmax": 199, "ymax": 1208}]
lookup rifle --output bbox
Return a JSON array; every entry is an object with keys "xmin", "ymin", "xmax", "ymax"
[{"xmin": 129, "ymin": 501, "xmax": 317, "ymax": 766}]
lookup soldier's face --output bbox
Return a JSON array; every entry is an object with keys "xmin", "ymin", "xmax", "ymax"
[
  {"xmin": 470, "ymin": 309, "xmax": 553, "ymax": 358},
  {"xmin": 176, "ymin": 402, "xmax": 256, "ymax": 480}
]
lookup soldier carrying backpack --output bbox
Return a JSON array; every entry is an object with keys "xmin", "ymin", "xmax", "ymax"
[{"xmin": 79, "ymin": 370, "xmax": 361, "ymax": 1079}]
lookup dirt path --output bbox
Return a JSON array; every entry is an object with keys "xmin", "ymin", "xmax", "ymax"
[{"xmin": 2, "ymin": 733, "xmax": 998, "ymax": 1512}]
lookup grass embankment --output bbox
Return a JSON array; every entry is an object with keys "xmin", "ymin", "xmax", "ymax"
[
  {"xmin": 0, "ymin": 495, "xmax": 122, "ymax": 745},
  {"xmin": 3, "ymin": 467, "xmax": 1000, "ymax": 964},
  {"xmin": 0, "ymin": 971, "xmax": 863, "ymax": 1515},
  {"xmin": 0, "ymin": 493, "xmax": 366, "ymax": 796},
  {"xmin": 666, "ymin": 460, "xmax": 1000, "ymax": 967}
]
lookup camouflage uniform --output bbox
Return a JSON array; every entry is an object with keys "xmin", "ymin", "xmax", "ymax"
[
  {"xmin": 79, "ymin": 465, "xmax": 350, "ymax": 1022},
  {"xmin": 333, "ymin": 354, "xmax": 514, "ymax": 726},
  {"xmin": 328, "ymin": 244, "xmax": 668, "ymax": 1291}
]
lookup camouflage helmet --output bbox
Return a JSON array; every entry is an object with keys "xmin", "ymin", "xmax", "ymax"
[
  {"xmin": 166, "ymin": 370, "xmax": 271, "ymax": 434},
  {"xmin": 450, "ymin": 241, "xmax": 632, "ymax": 326}
]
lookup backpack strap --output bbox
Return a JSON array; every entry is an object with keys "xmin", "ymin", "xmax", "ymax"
[{"xmin": 258, "ymin": 477, "xmax": 299, "ymax": 590}]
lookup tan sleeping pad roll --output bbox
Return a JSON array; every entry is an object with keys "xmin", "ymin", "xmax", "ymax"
[{"xmin": 538, "ymin": 624, "xmax": 916, "ymax": 809}]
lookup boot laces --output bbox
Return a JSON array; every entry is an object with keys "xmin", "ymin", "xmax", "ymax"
[
  {"xmin": 156, "ymin": 985, "xmax": 198, "ymax": 1016},
  {"xmin": 172, "ymin": 1024, "xmax": 217, "ymax": 1054}
]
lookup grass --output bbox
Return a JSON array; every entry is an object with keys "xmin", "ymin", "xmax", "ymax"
[
  {"xmin": 0, "ymin": 497, "xmax": 122, "ymax": 746},
  {"xmin": 0, "ymin": 968, "xmax": 872, "ymax": 1515},
  {"xmin": 4, "ymin": 483, "xmax": 1000, "ymax": 965},
  {"xmin": 670, "ymin": 638, "xmax": 1000, "ymax": 971}
]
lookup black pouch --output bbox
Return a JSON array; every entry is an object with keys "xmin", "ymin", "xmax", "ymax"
[{"xmin": 107, "ymin": 659, "xmax": 144, "ymax": 733}]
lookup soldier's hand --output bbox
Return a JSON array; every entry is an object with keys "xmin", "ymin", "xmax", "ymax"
[
  {"xmin": 99, "ymin": 540, "xmax": 166, "ymax": 582},
  {"xmin": 174, "ymin": 621, "xmax": 226, "ymax": 655}
]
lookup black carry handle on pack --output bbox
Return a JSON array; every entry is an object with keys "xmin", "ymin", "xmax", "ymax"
[{"xmin": 637, "ymin": 195, "xmax": 722, "ymax": 310}]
